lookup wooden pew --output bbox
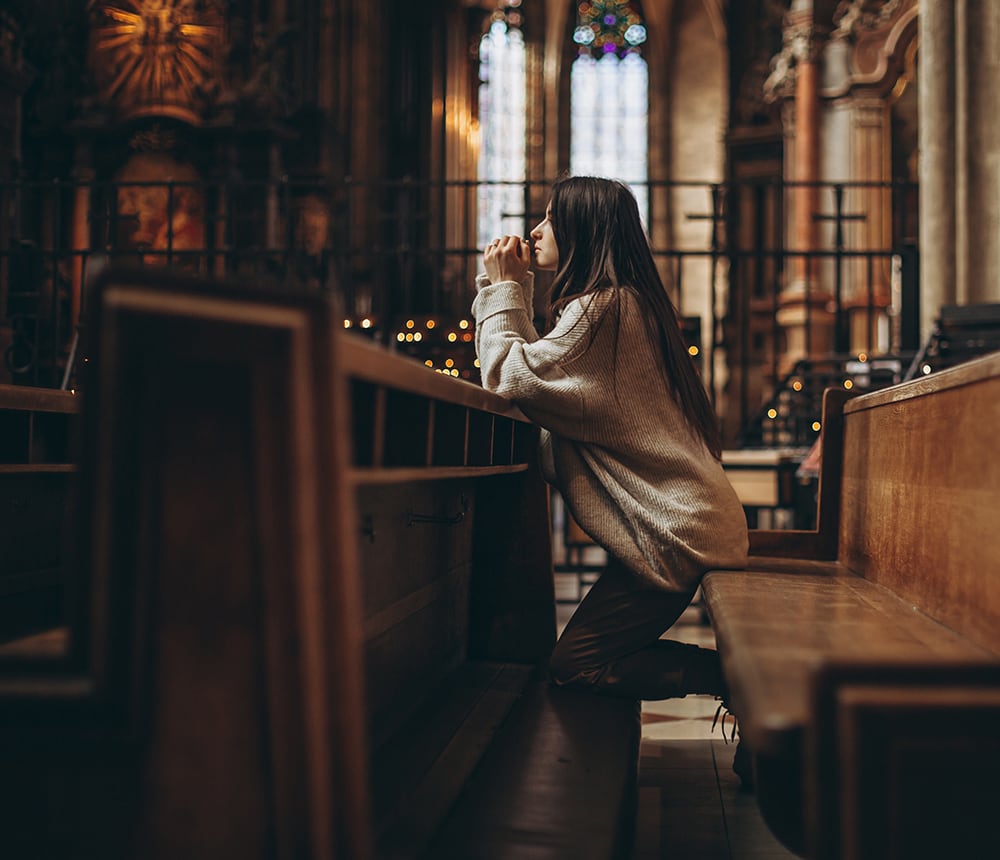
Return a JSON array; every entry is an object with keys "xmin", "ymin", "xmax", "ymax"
[
  {"xmin": 0, "ymin": 383, "xmax": 79, "ymax": 643},
  {"xmin": 0, "ymin": 271, "xmax": 640, "ymax": 859},
  {"xmin": 702, "ymin": 352, "xmax": 1000, "ymax": 859}
]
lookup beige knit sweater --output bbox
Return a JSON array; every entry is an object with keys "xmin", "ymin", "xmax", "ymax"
[{"xmin": 472, "ymin": 273, "xmax": 749, "ymax": 592}]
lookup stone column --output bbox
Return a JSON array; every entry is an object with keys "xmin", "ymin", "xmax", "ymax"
[
  {"xmin": 920, "ymin": 0, "xmax": 1000, "ymax": 338},
  {"xmin": 956, "ymin": 0, "xmax": 1000, "ymax": 309},
  {"xmin": 918, "ymin": 0, "xmax": 956, "ymax": 339},
  {"xmin": 791, "ymin": 22, "xmax": 819, "ymax": 291},
  {"xmin": 846, "ymin": 97, "xmax": 892, "ymax": 352},
  {"xmin": 542, "ymin": 0, "xmax": 571, "ymax": 183},
  {"xmin": 770, "ymin": 14, "xmax": 835, "ymax": 372}
]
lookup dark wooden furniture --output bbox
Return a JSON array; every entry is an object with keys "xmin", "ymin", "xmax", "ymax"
[
  {"xmin": 0, "ymin": 272, "xmax": 639, "ymax": 859},
  {"xmin": 0, "ymin": 383, "xmax": 79, "ymax": 642},
  {"xmin": 702, "ymin": 352, "xmax": 1000, "ymax": 859}
]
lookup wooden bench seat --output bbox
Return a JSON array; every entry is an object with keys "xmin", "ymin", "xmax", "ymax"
[
  {"xmin": 702, "ymin": 352, "xmax": 1000, "ymax": 859},
  {"xmin": 0, "ymin": 271, "xmax": 639, "ymax": 860},
  {"xmin": 705, "ymin": 565, "xmax": 995, "ymax": 758}
]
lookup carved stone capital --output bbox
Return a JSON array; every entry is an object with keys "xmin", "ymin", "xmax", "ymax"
[
  {"xmin": 787, "ymin": 21, "xmax": 824, "ymax": 64},
  {"xmin": 763, "ymin": 21, "xmax": 823, "ymax": 103},
  {"xmin": 832, "ymin": 0, "xmax": 904, "ymax": 40}
]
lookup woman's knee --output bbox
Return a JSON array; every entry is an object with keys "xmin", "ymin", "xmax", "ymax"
[{"xmin": 548, "ymin": 636, "xmax": 604, "ymax": 687}]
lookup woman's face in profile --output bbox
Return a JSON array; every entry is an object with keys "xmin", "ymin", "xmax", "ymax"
[{"xmin": 530, "ymin": 202, "xmax": 559, "ymax": 271}]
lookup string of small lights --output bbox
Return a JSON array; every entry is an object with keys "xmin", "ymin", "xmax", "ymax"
[{"xmin": 342, "ymin": 315, "xmax": 480, "ymax": 381}]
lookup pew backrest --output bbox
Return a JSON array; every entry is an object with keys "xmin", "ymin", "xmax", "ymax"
[
  {"xmin": 704, "ymin": 351, "xmax": 1000, "ymax": 859},
  {"xmin": 838, "ymin": 354, "xmax": 1000, "ymax": 653}
]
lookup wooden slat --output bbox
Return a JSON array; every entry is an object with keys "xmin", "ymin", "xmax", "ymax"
[
  {"xmin": 0, "ymin": 464, "xmax": 77, "ymax": 474},
  {"xmin": 0, "ymin": 384, "xmax": 80, "ymax": 414},
  {"xmin": 0, "ymin": 626, "xmax": 69, "ymax": 660},
  {"xmin": 347, "ymin": 463, "xmax": 529, "ymax": 485}
]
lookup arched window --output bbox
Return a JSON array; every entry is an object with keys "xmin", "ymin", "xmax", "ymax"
[
  {"xmin": 477, "ymin": 4, "xmax": 526, "ymax": 250},
  {"xmin": 571, "ymin": 2, "xmax": 649, "ymax": 225}
]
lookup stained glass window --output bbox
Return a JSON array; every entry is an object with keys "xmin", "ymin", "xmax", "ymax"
[
  {"xmin": 477, "ymin": 4, "xmax": 526, "ymax": 251},
  {"xmin": 571, "ymin": 2, "xmax": 649, "ymax": 225}
]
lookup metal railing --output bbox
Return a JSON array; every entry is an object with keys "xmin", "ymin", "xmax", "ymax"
[{"xmin": 0, "ymin": 175, "xmax": 919, "ymax": 442}]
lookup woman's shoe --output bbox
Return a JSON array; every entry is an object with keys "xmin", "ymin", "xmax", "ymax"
[
  {"xmin": 713, "ymin": 701, "xmax": 754, "ymax": 791},
  {"xmin": 733, "ymin": 740, "xmax": 754, "ymax": 791},
  {"xmin": 676, "ymin": 642, "xmax": 725, "ymax": 697},
  {"xmin": 732, "ymin": 739, "xmax": 754, "ymax": 792}
]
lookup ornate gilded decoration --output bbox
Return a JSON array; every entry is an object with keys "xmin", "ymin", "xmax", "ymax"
[{"xmin": 88, "ymin": 0, "xmax": 223, "ymax": 123}]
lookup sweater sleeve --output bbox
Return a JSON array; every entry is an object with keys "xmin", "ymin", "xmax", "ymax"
[
  {"xmin": 475, "ymin": 271, "xmax": 534, "ymax": 315},
  {"xmin": 472, "ymin": 284, "xmax": 609, "ymax": 436}
]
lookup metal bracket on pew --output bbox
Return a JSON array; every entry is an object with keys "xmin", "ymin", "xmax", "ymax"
[{"xmin": 407, "ymin": 494, "xmax": 468, "ymax": 526}]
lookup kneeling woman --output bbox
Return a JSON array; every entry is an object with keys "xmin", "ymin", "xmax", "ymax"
[{"xmin": 472, "ymin": 176, "xmax": 748, "ymax": 701}]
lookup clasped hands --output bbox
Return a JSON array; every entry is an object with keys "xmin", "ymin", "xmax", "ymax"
[{"xmin": 484, "ymin": 235, "xmax": 530, "ymax": 285}]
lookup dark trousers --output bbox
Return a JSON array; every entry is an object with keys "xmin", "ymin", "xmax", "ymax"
[{"xmin": 549, "ymin": 557, "xmax": 723, "ymax": 700}]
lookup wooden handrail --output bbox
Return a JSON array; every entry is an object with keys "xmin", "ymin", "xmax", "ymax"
[
  {"xmin": 338, "ymin": 332, "xmax": 529, "ymax": 421},
  {"xmin": 0, "ymin": 384, "xmax": 80, "ymax": 414}
]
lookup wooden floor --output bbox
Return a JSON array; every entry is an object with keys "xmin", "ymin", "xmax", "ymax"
[
  {"xmin": 555, "ymin": 578, "xmax": 797, "ymax": 860},
  {"xmin": 635, "ymin": 704, "xmax": 794, "ymax": 859}
]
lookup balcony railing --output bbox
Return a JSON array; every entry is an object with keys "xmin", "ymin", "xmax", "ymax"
[{"xmin": 0, "ymin": 176, "xmax": 919, "ymax": 443}]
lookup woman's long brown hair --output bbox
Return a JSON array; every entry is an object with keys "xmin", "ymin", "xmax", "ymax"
[{"xmin": 545, "ymin": 176, "xmax": 722, "ymax": 459}]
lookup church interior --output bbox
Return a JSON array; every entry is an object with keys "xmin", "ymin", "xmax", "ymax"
[{"xmin": 0, "ymin": 1, "xmax": 998, "ymax": 858}]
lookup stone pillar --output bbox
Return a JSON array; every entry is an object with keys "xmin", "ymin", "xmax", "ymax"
[
  {"xmin": 956, "ymin": 0, "xmax": 1000, "ymax": 309},
  {"xmin": 770, "ymin": 14, "xmax": 835, "ymax": 372},
  {"xmin": 792, "ymin": 26, "xmax": 819, "ymax": 291},
  {"xmin": 919, "ymin": 1, "xmax": 957, "ymax": 339},
  {"xmin": 920, "ymin": 0, "xmax": 1000, "ymax": 338},
  {"xmin": 821, "ymin": 0, "xmax": 919, "ymax": 354},
  {"xmin": 846, "ymin": 97, "xmax": 892, "ymax": 352},
  {"xmin": 542, "ymin": 0, "xmax": 570, "ymax": 180}
]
